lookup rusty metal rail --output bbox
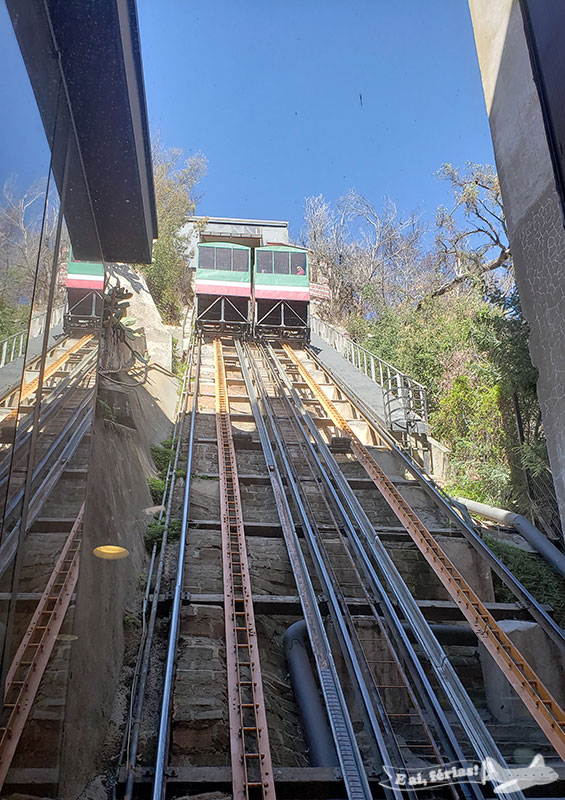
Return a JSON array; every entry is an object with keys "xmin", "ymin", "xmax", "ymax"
[
  {"xmin": 283, "ymin": 343, "xmax": 565, "ymax": 760},
  {"xmin": 237, "ymin": 339, "xmax": 373, "ymax": 800},
  {"xmin": 214, "ymin": 338, "xmax": 276, "ymax": 800},
  {"xmin": 0, "ymin": 505, "xmax": 83, "ymax": 789},
  {"xmin": 0, "ymin": 334, "xmax": 94, "ymax": 426}
]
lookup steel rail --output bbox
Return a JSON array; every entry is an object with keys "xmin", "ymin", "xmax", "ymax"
[
  {"xmin": 284, "ymin": 344, "xmax": 565, "ymax": 760},
  {"xmin": 152, "ymin": 337, "xmax": 202, "ymax": 800},
  {"xmin": 2, "ymin": 389, "xmax": 94, "ymax": 529},
  {"xmin": 237, "ymin": 339, "xmax": 373, "ymax": 800},
  {"xmin": 0, "ymin": 409, "xmax": 93, "ymax": 575},
  {"xmin": 306, "ymin": 345, "xmax": 565, "ymax": 653},
  {"xmin": 0, "ymin": 334, "xmax": 94, "ymax": 426},
  {"xmin": 0, "ymin": 335, "xmax": 70, "ymax": 414},
  {"xmin": 257, "ymin": 341, "xmax": 473, "ymax": 798},
  {"xmin": 260, "ymin": 341, "xmax": 482, "ymax": 800},
  {"xmin": 214, "ymin": 339, "xmax": 276, "ymax": 800},
  {"xmin": 0, "ymin": 353, "xmax": 96, "ymax": 492},
  {"xmin": 247, "ymin": 343, "xmax": 418, "ymax": 800},
  {"xmin": 265, "ymin": 342, "xmax": 523, "ymax": 800},
  {"xmin": 0, "ymin": 505, "xmax": 83, "ymax": 790},
  {"xmin": 123, "ymin": 343, "xmax": 196, "ymax": 800}
]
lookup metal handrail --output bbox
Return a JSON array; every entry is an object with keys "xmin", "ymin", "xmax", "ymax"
[
  {"xmin": 0, "ymin": 306, "xmax": 65, "ymax": 370},
  {"xmin": 310, "ymin": 316, "xmax": 429, "ymax": 427}
]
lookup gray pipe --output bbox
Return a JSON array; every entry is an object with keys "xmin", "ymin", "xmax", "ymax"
[
  {"xmin": 283, "ymin": 620, "xmax": 339, "ymax": 768},
  {"xmin": 456, "ymin": 497, "xmax": 565, "ymax": 578},
  {"xmin": 284, "ymin": 618, "xmax": 476, "ymax": 772},
  {"xmin": 403, "ymin": 622, "xmax": 477, "ymax": 647}
]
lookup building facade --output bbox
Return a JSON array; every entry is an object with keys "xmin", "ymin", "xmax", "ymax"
[{"xmin": 469, "ymin": 0, "xmax": 565, "ymax": 538}]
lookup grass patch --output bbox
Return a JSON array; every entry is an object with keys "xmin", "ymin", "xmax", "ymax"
[{"xmin": 484, "ymin": 534, "xmax": 565, "ymax": 626}]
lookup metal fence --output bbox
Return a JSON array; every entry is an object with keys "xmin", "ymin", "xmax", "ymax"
[
  {"xmin": 0, "ymin": 306, "xmax": 65, "ymax": 370},
  {"xmin": 310, "ymin": 316, "xmax": 429, "ymax": 430}
]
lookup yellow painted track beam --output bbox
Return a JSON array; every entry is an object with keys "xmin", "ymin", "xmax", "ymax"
[{"xmin": 1, "ymin": 334, "xmax": 94, "ymax": 424}]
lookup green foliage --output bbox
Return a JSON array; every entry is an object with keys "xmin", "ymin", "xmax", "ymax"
[
  {"xmin": 144, "ymin": 517, "xmax": 182, "ymax": 552},
  {"xmin": 144, "ymin": 521, "xmax": 164, "ymax": 551},
  {"xmin": 96, "ymin": 397, "xmax": 117, "ymax": 423},
  {"xmin": 316, "ymin": 160, "xmax": 556, "ymax": 528},
  {"xmin": 151, "ymin": 444, "xmax": 175, "ymax": 476},
  {"xmin": 348, "ymin": 294, "xmax": 487, "ymax": 400},
  {"xmin": 123, "ymin": 609, "xmax": 141, "ymax": 628},
  {"xmin": 141, "ymin": 138, "xmax": 207, "ymax": 323},
  {"xmin": 148, "ymin": 477, "xmax": 165, "ymax": 504},
  {"xmin": 172, "ymin": 336, "xmax": 184, "ymax": 377},
  {"xmin": 0, "ymin": 300, "xmax": 30, "ymax": 340},
  {"xmin": 485, "ymin": 535, "xmax": 565, "ymax": 626},
  {"xmin": 348, "ymin": 289, "xmax": 553, "ymax": 513}
]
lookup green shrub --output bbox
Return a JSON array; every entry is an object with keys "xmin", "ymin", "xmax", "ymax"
[
  {"xmin": 151, "ymin": 444, "xmax": 175, "ymax": 475},
  {"xmin": 148, "ymin": 477, "xmax": 165, "ymax": 504},
  {"xmin": 144, "ymin": 518, "xmax": 182, "ymax": 552},
  {"xmin": 485, "ymin": 535, "xmax": 565, "ymax": 626},
  {"xmin": 144, "ymin": 521, "xmax": 165, "ymax": 551},
  {"xmin": 169, "ymin": 518, "xmax": 182, "ymax": 540}
]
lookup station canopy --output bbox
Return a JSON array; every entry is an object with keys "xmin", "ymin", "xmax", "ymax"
[{"xmin": 7, "ymin": 0, "xmax": 158, "ymax": 264}]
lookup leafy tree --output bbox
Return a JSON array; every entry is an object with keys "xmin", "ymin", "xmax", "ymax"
[
  {"xmin": 142, "ymin": 138, "xmax": 207, "ymax": 324},
  {"xmin": 334, "ymin": 161, "xmax": 557, "ymax": 528}
]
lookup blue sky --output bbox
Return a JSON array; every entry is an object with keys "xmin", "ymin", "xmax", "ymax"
[
  {"xmin": 1, "ymin": 1, "xmax": 495, "ymax": 240},
  {"xmin": 137, "ymin": 0, "xmax": 495, "ymax": 238}
]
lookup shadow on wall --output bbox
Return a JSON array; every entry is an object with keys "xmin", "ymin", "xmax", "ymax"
[
  {"xmin": 108, "ymin": 262, "xmax": 173, "ymax": 371},
  {"xmin": 58, "ymin": 371, "xmax": 178, "ymax": 799}
]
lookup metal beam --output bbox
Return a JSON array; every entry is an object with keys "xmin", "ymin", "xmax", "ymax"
[
  {"xmin": 284, "ymin": 343, "xmax": 565, "ymax": 760},
  {"xmin": 214, "ymin": 338, "xmax": 276, "ymax": 800}
]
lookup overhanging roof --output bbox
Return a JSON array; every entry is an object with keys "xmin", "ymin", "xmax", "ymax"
[
  {"xmin": 7, "ymin": 0, "xmax": 157, "ymax": 264},
  {"xmin": 190, "ymin": 216, "xmax": 289, "ymax": 227}
]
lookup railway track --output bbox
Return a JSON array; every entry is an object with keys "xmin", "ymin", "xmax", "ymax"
[
  {"xmin": 120, "ymin": 333, "xmax": 564, "ymax": 800},
  {"xmin": 0, "ymin": 332, "xmax": 99, "ymax": 792}
]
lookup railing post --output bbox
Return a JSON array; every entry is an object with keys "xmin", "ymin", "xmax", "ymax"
[
  {"xmin": 0, "ymin": 341, "xmax": 7, "ymax": 368},
  {"xmin": 371, "ymin": 356, "xmax": 376, "ymax": 383}
]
